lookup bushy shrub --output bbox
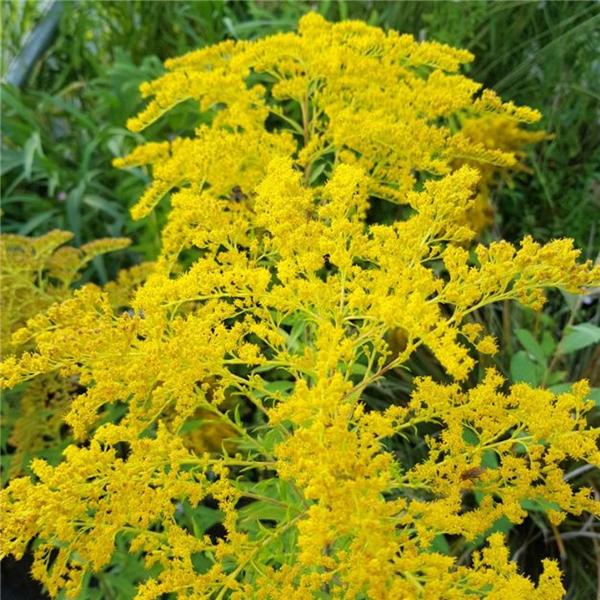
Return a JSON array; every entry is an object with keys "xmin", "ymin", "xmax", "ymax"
[{"xmin": 2, "ymin": 15, "xmax": 599, "ymax": 599}]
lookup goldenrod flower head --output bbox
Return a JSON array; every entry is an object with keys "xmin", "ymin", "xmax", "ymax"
[{"xmin": 2, "ymin": 14, "xmax": 598, "ymax": 600}]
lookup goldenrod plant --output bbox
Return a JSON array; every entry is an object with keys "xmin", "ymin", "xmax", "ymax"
[
  {"xmin": 0, "ymin": 231, "xmax": 132, "ymax": 357},
  {"xmin": 2, "ymin": 15, "xmax": 599, "ymax": 599},
  {"xmin": 0, "ymin": 231, "xmax": 154, "ymax": 480}
]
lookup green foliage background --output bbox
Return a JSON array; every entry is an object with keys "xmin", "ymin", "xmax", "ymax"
[{"xmin": 1, "ymin": 1, "xmax": 599, "ymax": 598}]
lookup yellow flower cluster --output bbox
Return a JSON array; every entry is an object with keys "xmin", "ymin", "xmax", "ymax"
[
  {"xmin": 0, "ymin": 231, "xmax": 133, "ymax": 476},
  {"xmin": 453, "ymin": 113, "xmax": 550, "ymax": 232},
  {"xmin": 2, "ymin": 14, "xmax": 599, "ymax": 600},
  {"xmin": 113, "ymin": 12, "xmax": 541, "ymax": 237},
  {"xmin": 0, "ymin": 230, "xmax": 131, "ymax": 357}
]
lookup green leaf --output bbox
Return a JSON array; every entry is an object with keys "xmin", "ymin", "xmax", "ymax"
[
  {"xmin": 367, "ymin": 9, "xmax": 380, "ymax": 25},
  {"xmin": 39, "ymin": 91, "xmax": 98, "ymax": 133},
  {"xmin": 189, "ymin": 506, "xmax": 223, "ymax": 537},
  {"xmin": 238, "ymin": 500, "xmax": 290, "ymax": 526},
  {"xmin": 309, "ymin": 161, "xmax": 327, "ymax": 185},
  {"xmin": 285, "ymin": 318, "xmax": 309, "ymax": 352},
  {"xmin": 263, "ymin": 428, "xmax": 285, "ymax": 453},
  {"xmin": 470, "ymin": 516, "xmax": 513, "ymax": 549},
  {"xmin": 0, "ymin": 149, "xmax": 24, "ymax": 175},
  {"xmin": 520, "ymin": 498, "xmax": 560, "ymax": 513},
  {"xmin": 589, "ymin": 388, "xmax": 600, "ymax": 407},
  {"xmin": 509, "ymin": 351, "xmax": 539, "ymax": 386},
  {"xmin": 0, "ymin": 454, "xmax": 12, "ymax": 487},
  {"xmin": 462, "ymin": 427, "xmax": 479, "ymax": 446},
  {"xmin": 83, "ymin": 194, "xmax": 124, "ymax": 220},
  {"xmin": 350, "ymin": 362, "xmax": 368, "ymax": 376},
  {"xmin": 66, "ymin": 182, "xmax": 85, "ymax": 245},
  {"xmin": 548, "ymin": 383, "xmax": 572, "ymax": 395},
  {"xmin": 235, "ymin": 479, "xmax": 302, "ymax": 530},
  {"xmin": 18, "ymin": 209, "xmax": 59, "ymax": 235},
  {"xmin": 559, "ymin": 290, "xmax": 581, "ymax": 312},
  {"xmin": 481, "ymin": 450, "xmax": 499, "ymax": 469},
  {"xmin": 545, "ymin": 370, "xmax": 567, "ymax": 386},
  {"xmin": 262, "ymin": 380, "xmax": 294, "ymax": 395},
  {"xmin": 560, "ymin": 323, "xmax": 600, "ymax": 355},
  {"xmin": 318, "ymin": 0, "xmax": 333, "ymax": 16},
  {"xmin": 23, "ymin": 131, "xmax": 41, "ymax": 179},
  {"xmin": 233, "ymin": 403, "xmax": 243, "ymax": 428},
  {"xmin": 540, "ymin": 330, "xmax": 556, "ymax": 356},
  {"xmin": 515, "ymin": 328, "xmax": 547, "ymax": 363},
  {"xmin": 429, "ymin": 534, "xmax": 450, "ymax": 555}
]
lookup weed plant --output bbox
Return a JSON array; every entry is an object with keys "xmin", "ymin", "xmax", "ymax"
[{"xmin": 1, "ymin": 2, "xmax": 599, "ymax": 598}]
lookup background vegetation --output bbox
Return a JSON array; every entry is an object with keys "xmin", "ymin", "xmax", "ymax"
[{"xmin": 1, "ymin": 1, "xmax": 599, "ymax": 599}]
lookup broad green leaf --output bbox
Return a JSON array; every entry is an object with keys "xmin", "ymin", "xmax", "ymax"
[
  {"xmin": 540, "ymin": 330, "xmax": 556, "ymax": 356},
  {"xmin": 589, "ymin": 388, "xmax": 600, "ymax": 407},
  {"xmin": 515, "ymin": 328, "xmax": 547, "ymax": 363},
  {"xmin": 510, "ymin": 350, "xmax": 539, "ymax": 386},
  {"xmin": 238, "ymin": 500, "xmax": 291, "ymax": 526},
  {"xmin": 548, "ymin": 383, "xmax": 572, "ymax": 395},
  {"xmin": 545, "ymin": 370, "xmax": 567, "ymax": 386},
  {"xmin": 520, "ymin": 498, "xmax": 561, "ymax": 513},
  {"xmin": 481, "ymin": 450, "xmax": 499, "ymax": 469},
  {"xmin": 560, "ymin": 323, "xmax": 600, "ymax": 355},
  {"xmin": 349, "ymin": 362, "xmax": 368, "ymax": 376},
  {"xmin": 462, "ymin": 427, "xmax": 479, "ymax": 446},
  {"xmin": 429, "ymin": 534, "xmax": 450, "ymax": 555},
  {"xmin": 189, "ymin": 506, "xmax": 223, "ymax": 537}
]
